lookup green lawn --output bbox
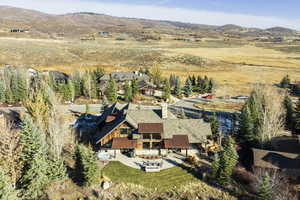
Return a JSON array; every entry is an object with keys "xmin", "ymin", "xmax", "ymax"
[{"xmin": 102, "ymin": 161, "xmax": 200, "ymax": 190}]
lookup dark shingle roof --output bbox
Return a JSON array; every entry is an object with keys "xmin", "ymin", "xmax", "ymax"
[
  {"xmin": 138, "ymin": 123, "xmax": 164, "ymax": 134},
  {"xmin": 252, "ymin": 148, "xmax": 300, "ymax": 173},
  {"xmin": 164, "ymin": 135, "xmax": 190, "ymax": 149},
  {"xmin": 112, "ymin": 138, "xmax": 137, "ymax": 149}
]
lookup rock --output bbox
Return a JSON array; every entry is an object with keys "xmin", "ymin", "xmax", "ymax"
[{"xmin": 102, "ymin": 181, "xmax": 111, "ymax": 190}]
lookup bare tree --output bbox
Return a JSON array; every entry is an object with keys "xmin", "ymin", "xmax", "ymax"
[
  {"xmin": 254, "ymin": 85, "xmax": 285, "ymax": 146},
  {"xmin": 0, "ymin": 119, "xmax": 22, "ymax": 186},
  {"xmin": 254, "ymin": 168, "xmax": 297, "ymax": 200}
]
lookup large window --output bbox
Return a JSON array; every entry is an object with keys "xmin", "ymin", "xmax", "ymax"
[
  {"xmin": 142, "ymin": 134, "xmax": 151, "ymax": 139},
  {"xmin": 152, "ymin": 133, "xmax": 161, "ymax": 140},
  {"xmin": 120, "ymin": 128, "xmax": 132, "ymax": 135},
  {"xmin": 152, "ymin": 142, "xmax": 161, "ymax": 149},
  {"xmin": 143, "ymin": 142, "xmax": 150, "ymax": 149}
]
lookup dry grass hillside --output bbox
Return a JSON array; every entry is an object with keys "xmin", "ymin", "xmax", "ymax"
[{"xmin": 0, "ymin": 6, "xmax": 300, "ymax": 97}]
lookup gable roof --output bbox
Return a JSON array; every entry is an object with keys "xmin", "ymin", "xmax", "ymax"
[
  {"xmin": 100, "ymin": 72, "xmax": 149, "ymax": 81},
  {"xmin": 95, "ymin": 103, "xmax": 211, "ymax": 144},
  {"xmin": 252, "ymin": 148, "xmax": 300, "ymax": 171},
  {"xmin": 163, "ymin": 119, "xmax": 211, "ymax": 143}
]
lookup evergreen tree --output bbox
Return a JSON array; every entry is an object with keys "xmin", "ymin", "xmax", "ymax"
[
  {"xmin": 68, "ymin": 80, "xmax": 75, "ymax": 102},
  {"xmin": 257, "ymin": 174, "xmax": 272, "ymax": 200},
  {"xmin": 0, "ymin": 169, "xmax": 18, "ymax": 200},
  {"xmin": 184, "ymin": 78, "xmax": 193, "ymax": 96},
  {"xmin": 169, "ymin": 74, "xmax": 177, "ymax": 88},
  {"xmin": 211, "ymin": 153, "xmax": 220, "ymax": 180},
  {"xmin": 19, "ymin": 116, "xmax": 50, "ymax": 199},
  {"xmin": 107, "ymin": 77, "xmax": 117, "ymax": 102},
  {"xmin": 208, "ymin": 78, "xmax": 215, "ymax": 93},
  {"xmin": 75, "ymin": 145, "xmax": 99, "ymax": 186},
  {"xmin": 0, "ymin": 80, "xmax": 5, "ymax": 103},
  {"xmin": 20, "ymin": 152, "xmax": 50, "ymax": 199},
  {"xmin": 283, "ymin": 95, "xmax": 294, "ymax": 131},
  {"xmin": 239, "ymin": 105, "xmax": 255, "ymax": 142},
  {"xmin": 280, "ymin": 75, "xmax": 291, "ymax": 88},
  {"xmin": 294, "ymin": 98, "xmax": 300, "ymax": 133},
  {"xmin": 124, "ymin": 81, "xmax": 133, "ymax": 102},
  {"xmin": 163, "ymin": 80, "xmax": 171, "ymax": 101},
  {"xmin": 131, "ymin": 79, "xmax": 139, "ymax": 98},
  {"xmin": 5, "ymin": 88, "xmax": 14, "ymax": 104},
  {"xmin": 72, "ymin": 70, "xmax": 82, "ymax": 98},
  {"xmin": 209, "ymin": 113, "xmax": 219, "ymax": 140},
  {"xmin": 218, "ymin": 136, "xmax": 238, "ymax": 185},
  {"xmin": 17, "ymin": 72, "xmax": 28, "ymax": 102},
  {"xmin": 174, "ymin": 76, "xmax": 182, "ymax": 96},
  {"xmin": 90, "ymin": 72, "xmax": 98, "ymax": 99}
]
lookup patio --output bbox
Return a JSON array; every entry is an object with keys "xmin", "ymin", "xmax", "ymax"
[{"xmin": 101, "ymin": 151, "xmax": 186, "ymax": 170}]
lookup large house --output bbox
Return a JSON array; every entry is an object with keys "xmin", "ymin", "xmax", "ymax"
[
  {"xmin": 100, "ymin": 71, "xmax": 150, "ymax": 83},
  {"xmin": 94, "ymin": 103, "xmax": 212, "ymax": 156}
]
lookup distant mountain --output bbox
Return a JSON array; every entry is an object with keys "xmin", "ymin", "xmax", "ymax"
[
  {"xmin": 265, "ymin": 27, "xmax": 297, "ymax": 36},
  {"xmin": 0, "ymin": 6, "xmax": 298, "ymax": 38}
]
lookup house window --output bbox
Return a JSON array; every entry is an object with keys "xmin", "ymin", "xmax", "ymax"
[
  {"xmin": 120, "ymin": 128, "xmax": 132, "ymax": 135},
  {"xmin": 142, "ymin": 134, "xmax": 151, "ymax": 139},
  {"xmin": 152, "ymin": 142, "xmax": 161, "ymax": 149},
  {"xmin": 152, "ymin": 133, "xmax": 161, "ymax": 140},
  {"xmin": 143, "ymin": 142, "xmax": 150, "ymax": 149}
]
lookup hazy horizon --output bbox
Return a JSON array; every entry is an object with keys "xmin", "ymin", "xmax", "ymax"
[{"xmin": 1, "ymin": 0, "xmax": 300, "ymax": 30}]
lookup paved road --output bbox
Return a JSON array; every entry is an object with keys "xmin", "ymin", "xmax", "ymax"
[
  {"xmin": 0, "ymin": 104, "xmax": 104, "ymax": 114},
  {"xmin": 169, "ymin": 97, "xmax": 239, "ymax": 134}
]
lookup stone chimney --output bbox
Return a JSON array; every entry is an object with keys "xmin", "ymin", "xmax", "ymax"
[{"xmin": 161, "ymin": 103, "xmax": 168, "ymax": 119}]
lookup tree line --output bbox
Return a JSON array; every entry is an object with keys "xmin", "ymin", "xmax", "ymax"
[
  {"xmin": 0, "ymin": 84, "xmax": 100, "ymax": 199},
  {"xmin": 0, "ymin": 67, "xmax": 105, "ymax": 105}
]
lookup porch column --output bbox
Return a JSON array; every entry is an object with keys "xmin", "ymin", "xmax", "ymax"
[
  {"xmin": 186, "ymin": 149, "xmax": 188, "ymax": 157},
  {"xmin": 114, "ymin": 150, "xmax": 116, "ymax": 158}
]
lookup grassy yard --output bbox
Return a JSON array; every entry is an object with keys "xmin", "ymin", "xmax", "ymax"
[
  {"xmin": 102, "ymin": 161, "xmax": 200, "ymax": 191},
  {"xmin": 194, "ymin": 101, "xmax": 244, "ymax": 113}
]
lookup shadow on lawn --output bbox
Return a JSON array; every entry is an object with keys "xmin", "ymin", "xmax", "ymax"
[{"xmin": 164, "ymin": 156, "xmax": 250, "ymax": 200}]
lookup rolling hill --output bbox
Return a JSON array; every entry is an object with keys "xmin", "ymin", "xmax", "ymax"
[{"xmin": 0, "ymin": 6, "xmax": 298, "ymax": 39}]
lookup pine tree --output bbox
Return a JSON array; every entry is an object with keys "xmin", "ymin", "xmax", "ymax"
[
  {"xmin": 20, "ymin": 152, "xmax": 50, "ymax": 199},
  {"xmin": 283, "ymin": 95, "xmax": 294, "ymax": 131},
  {"xmin": 239, "ymin": 105, "xmax": 255, "ymax": 142},
  {"xmin": 218, "ymin": 136, "xmax": 238, "ymax": 185},
  {"xmin": 124, "ymin": 81, "xmax": 133, "ymax": 102},
  {"xmin": 294, "ymin": 98, "xmax": 300, "ymax": 133},
  {"xmin": 18, "ymin": 116, "xmax": 50, "ymax": 199},
  {"xmin": 208, "ymin": 78, "xmax": 215, "ymax": 93},
  {"xmin": 163, "ymin": 80, "xmax": 171, "ymax": 101},
  {"xmin": 10, "ymin": 72, "xmax": 19, "ymax": 103},
  {"xmin": 75, "ymin": 145, "xmax": 99, "ymax": 186},
  {"xmin": 5, "ymin": 88, "xmax": 14, "ymax": 104},
  {"xmin": 184, "ymin": 78, "xmax": 193, "ymax": 96},
  {"xmin": 211, "ymin": 153, "xmax": 220, "ymax": 179},
  {"xmin": 209, "ymin": 113, "xmax": 219, "ymax": 140},
  {"xmin": 280, "ymin": 75, "xmax": 291, "ymax": 88},
  {"xmin": 107, "ymin": 77, "xmax": 117, "ymax": 102},
  {"xmin": 257, "ymin": 174, "xmax": 272, "ymax": 200},
  {"xmin": 0, "ymin": 169, "xmax": 18, "ymax": 200},
  {"xmin": 131, "ymin": 79, "xmax": 139, "ymax": 98},
  {"xmin": 72, "ymin": 70, "xmax": 82, "ymax": 98},
  {"xmin": 174, "ymin": 76, "xmax": 182, "ymax": 96},
  {"xmin": 0, "ymin": 80, "xmax": 5, "ymax": 103}
]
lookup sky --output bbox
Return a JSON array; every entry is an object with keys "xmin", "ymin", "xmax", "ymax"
[{"xmin": 1, "ymin": 0, "xmax": 300, "ymax": 30}]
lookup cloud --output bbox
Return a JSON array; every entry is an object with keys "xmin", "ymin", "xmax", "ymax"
[{"xmin": 1, "ymin": 0, "xmax": 300, "ymax": 29}]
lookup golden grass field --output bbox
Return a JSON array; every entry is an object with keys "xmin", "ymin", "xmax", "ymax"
[{"xmin": 1, "ymin": 37, "xmax": 300, "ymax": 96}]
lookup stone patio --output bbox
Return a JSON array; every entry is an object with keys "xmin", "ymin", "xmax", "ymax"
[{"xmin": 108, "ymin": 152, "xmax": 186, "ymax": 170}]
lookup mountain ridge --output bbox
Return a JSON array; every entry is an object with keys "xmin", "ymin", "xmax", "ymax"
[{"xmin": 0, "ymin": 5, "xmax": 298, "ymax": 38}]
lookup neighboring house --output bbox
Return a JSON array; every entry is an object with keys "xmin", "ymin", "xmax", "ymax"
[
  {"xmin": 137, "ymin": 80, "xmax": 156, "ymax": 96},
  {"xmin": 100, "ymin": 72, "xmax": 150, "ymax": 83},
  {"xmin": 94, "ymin": 103, "xmax": 212, "ymax": 156},
  {"xmin": 252, "ymin": 148, "xmax": 300, "ymax": 179}
]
